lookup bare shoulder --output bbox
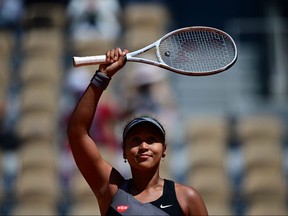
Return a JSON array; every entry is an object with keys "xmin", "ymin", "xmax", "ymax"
[
  {"xmin": 174, "ymin": 183, "xmax": 202, "ymax": 205},
  {"xmin": 175, "ymin": 182, "xmax": 208, "ymax": 216}
]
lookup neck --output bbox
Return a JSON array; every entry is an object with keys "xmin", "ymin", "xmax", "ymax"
[{"xmin": 130, "ymin": 168, "xmax": 163, "ymax": 193}]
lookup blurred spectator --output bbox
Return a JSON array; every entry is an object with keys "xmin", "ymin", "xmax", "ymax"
[
  {"xmin": 22, "ymin": 0, "xmax": 68, "ymax": 29},
  {"xmin": 23, "ymin": 0, "xmax": 69, "ymax": 6},
  {"xmin": 66, "ymin": 67, "xmax": 93, "ymax": 101},
  {"xmin": 67, "ymin": 0, "xmax": 122, "ymax": 41},
  {"xmin": 0, "ymin": 101, "xmax": 20, "ymax": 152},
  {"xmin": 122, "ymin": 0, "xmax": 166, "ymax": 5},
  {"xmin": 0, "ymin": 101, "xmax": 20, "ymax": 192},
  {"xmin": 0, "ymin": 0, "xmax": 23, "ymax": 30},
  {"xmin": 123, "ymin": 62, "xmax": 179, "ymax": 125},
  {"xmin": 124, "ymin": 65, "xmax": 170, "ymax": 115},
  {"xmin": 0, "ymin": 0, "xmax": 22, "ymax": 187},
  {"xmin": 65, "ymin": 67, "xmax": 123, "ymax": 150}
]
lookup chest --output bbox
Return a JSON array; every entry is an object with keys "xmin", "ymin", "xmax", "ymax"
[
  {"xmin": 107, "ymin": 180, "xmax": 184, "ymax": 216},
  {"xmin": 132, "ymin": 187, "xmax": 163, "ymax": 203}
]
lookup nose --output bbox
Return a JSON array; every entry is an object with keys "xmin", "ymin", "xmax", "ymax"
[{"xmin": 139, "ymin": 141, "xmax": 149, "ymax": 150}]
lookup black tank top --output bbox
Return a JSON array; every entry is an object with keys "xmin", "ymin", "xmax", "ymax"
[{"xmin": 105, "ymin": 179, "xmax": 183, "ymax": 216}]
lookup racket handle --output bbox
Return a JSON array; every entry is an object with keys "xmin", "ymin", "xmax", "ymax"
[{"xmin": 73, "ymin": 55, "xmax": 107, "ymax": 67}]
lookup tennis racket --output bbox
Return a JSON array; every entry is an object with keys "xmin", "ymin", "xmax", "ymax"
[{"xmin": 73, "ymin": 26, "xmax": 237, "ymax": 76}]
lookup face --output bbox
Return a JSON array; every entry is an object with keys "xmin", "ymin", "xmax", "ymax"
[{"xmin": 123, "ymin": 123, "xmax": 166, "ymax": 171}]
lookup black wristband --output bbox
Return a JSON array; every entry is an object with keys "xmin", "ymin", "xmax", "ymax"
[{"xmin": 90, "ymin": 70, "xmax": 111, "ymax": 90}]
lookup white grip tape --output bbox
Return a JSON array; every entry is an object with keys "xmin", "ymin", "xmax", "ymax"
[{"xmin": 73, "ymin": 55, "xmax": 107, "ymax": 67}]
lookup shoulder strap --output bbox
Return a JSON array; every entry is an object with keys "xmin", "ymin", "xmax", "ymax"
[{"xmin": 150, "ymin": 179, "xmax": 184, "ymax": 216}]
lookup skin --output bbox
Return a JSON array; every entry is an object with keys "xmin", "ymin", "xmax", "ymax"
[{"xmin": 67, "ymin": 48, "xmax": 208, "ymax": 216}]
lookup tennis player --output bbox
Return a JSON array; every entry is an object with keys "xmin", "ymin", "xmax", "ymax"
[{"xmin": 67, "ymin": 48, "xmax": 208, "ymax": 216}]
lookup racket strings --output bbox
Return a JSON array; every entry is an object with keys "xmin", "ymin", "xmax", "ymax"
[{"xmin": 158, "ymin": 29, "xmax": 236, "ymax": 73}]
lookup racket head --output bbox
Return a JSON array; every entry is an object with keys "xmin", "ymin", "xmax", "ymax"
[{"xmin": 155, "ymin": 26, "xmax": 238, "ymax": 76}]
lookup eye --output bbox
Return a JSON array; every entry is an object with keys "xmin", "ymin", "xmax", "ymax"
[
  {"xmin": 130, "ymin": 137, "xmax": 141, "ymax": 146},
  {"xmin": 146, "ymin": 136, "xmax": 158, "ymax": 144}
]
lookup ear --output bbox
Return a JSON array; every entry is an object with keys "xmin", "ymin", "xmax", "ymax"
[
  {"xmin": 162, "ymin": 143, "xmax": 167, "ymax": 158},
  {"xmin": 122, "ymin": 142, "xmax": 126, "ymax": 159}
]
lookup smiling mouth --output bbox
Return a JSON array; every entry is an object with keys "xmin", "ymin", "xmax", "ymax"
[{"xmin": 136, "ymin": 154, "xmax": 151, "ymax": 159}]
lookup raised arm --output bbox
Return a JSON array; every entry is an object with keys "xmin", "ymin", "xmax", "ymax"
[{"xmin": 67, "ymin": 48, "xmax": 128, "ymax": 212}]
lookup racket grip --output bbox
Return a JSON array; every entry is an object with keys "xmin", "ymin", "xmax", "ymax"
[{"xmin": 73, "ymin": 55, "xmax": 107, "ymax": 67}]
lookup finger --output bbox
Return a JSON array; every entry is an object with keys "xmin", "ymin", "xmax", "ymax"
[
  {"xmin": 111, "ymin": 49, "xmax": 117, "ymax": 63},
  {"xmin": 106, "ymin": 50, "xmax": 111, "ymax": 63},
  {"xmin": 114, "ymin": 48, "xmax": 120, "ymax": 61},
  {"xmin": 115, "ymin": 47, "xmax": 122, "ymax": 60},
  {"xmin": 108, "ymin": 49, "xmax": 115, "ymax": 63},
  {"xmin": 123, "ymin": 49, "xmax": 129, "ymax": 55},
  {"xmin": 119, "ymin": 49, "xmax": 129, "ymax": 64}
]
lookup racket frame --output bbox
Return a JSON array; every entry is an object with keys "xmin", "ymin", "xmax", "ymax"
[{"xmin": 73, "ymin": 26, "xmax": 238, "ymax": 76}]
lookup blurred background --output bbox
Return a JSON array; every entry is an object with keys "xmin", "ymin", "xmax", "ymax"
[{"xmin": 0, "ymin": 0, "xmax": 287, "ymax": 215}]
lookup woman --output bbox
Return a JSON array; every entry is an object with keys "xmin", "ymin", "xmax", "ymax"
[{"xmin": 67, "ymin": 48, "xmax": 208, "ymax": 216}]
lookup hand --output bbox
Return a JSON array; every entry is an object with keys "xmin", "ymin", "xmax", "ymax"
[{"xmin": 98, "ymin": 48, "xmax": 129, "ymax": 77}]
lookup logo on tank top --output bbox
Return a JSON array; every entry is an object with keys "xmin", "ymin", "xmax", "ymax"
[
  {"xmin": 117, "ymin": 205, "xmax": 129, "ymax": 213},
  {"xmin": 160, "ymin": 204, "xmax": 173, "ymax": 209}
]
